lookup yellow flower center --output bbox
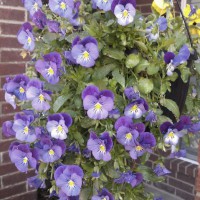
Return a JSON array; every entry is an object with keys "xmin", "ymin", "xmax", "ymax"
[
  {"xmin": 39, "ymin": 94, "xmax": 44, "ymax": 102},
  {"xmin": 23, "ymin": 157, "xmax": 28, "ymax": 164},
  {"xmin": 123, "ymin": 10, "xmax": 129, "ymax": 18},
  {"xmin": 19, "ymin": 87, "xmax": 25, "ymax": 93},
  {"xmin": 33, "ymin": 2, "xmax": 38, "ymax": 10},
  {"xmin": 68, "ymin": 180, "xmax": 75, "ymax": 188},
  {"xmin": 57, "ymin": 125, "xmax": 63, "ymax": 132},
  {"xmin": 125, "ymin": 132, "xmax": 132, "ymax": 140},
  {"xmin": 47, "ymin": 67, "xmax": 54, "ymax": 76},
  {"xmin": 103, "ymin": 0, "xmax": 108, "ymax": 2},
  {"xmin": 167, "ymin": 131, "xmax": 175, "ymax": 139},
  {"xmin": 131, "ymin": 105, "xmax": 138, "ymax": 112},
  {"xmin": 102, "ymin": 198, "xmax": 107, "ymax": 200},
  {"xmin": 99, "ymin": 144, "xmax": 106, "ymax": 153},
  {"xmin": 27, "ymin": 37, "xmax": 32, "ymax": 44},
  {"xmin": 49, "ymin": 149, "xmax": 55, "ymax": 156},
  {"xmin": 135, "ymin": 145, "xmax": 143, "ymax": 151},
  {"xmin": 23, "ymin": 126, "xmax": 29, "ymax": 134},
  {"xmin": 94, "ymin": 103, "xmax": 102, "ymax": 111},
  {"xmin": 82, "ymin": 51, "xmax": 90, "ymax": 60},
  {"xmin": 60, "ymin": 2, "xmax": 66, "ymax": 10}
]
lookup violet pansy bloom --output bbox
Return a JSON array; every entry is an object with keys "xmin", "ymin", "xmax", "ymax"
[
  {"xmin": 47, "ymin": 20, "xmax": 61, "ymax": 33},
  {"xmin": 114, "ymin": 171, "xmax": 143, "ymax": 188},
  {"xmin": 23, "ymin": 0, "xmax": 42, "ymax": 16},
  {"xmin": 145, "ymin": 111, "xmax": 157, "ymax": 123},
  {"xmin": 12, "ymin": 112, "xmax": 37, "ymax": 143},
  {"xmin": 26, "ymin": 79, "xmax": 52, "ymax": 112},
  {"xmin": 2, "ymin": 121, "xmax": 16, "ymax": 138},
  {"xmin": 35, "ymin": 136, "xmax": 66, "ymax": 163},
  {"xmin": 58, "ymin": 190, "xmax": 79, "ymax": 200},
  {"xmin": 5, "ymin": 92, "xmax": 16, "ymax": 109},
  {"xmin": 54, "ymin": 165, "xmax": 84, "ymax": 197},
  {"xmin": 124, "ymin": 98, "xmax": 148, "ymax": 119},
  {"xmin": 10, "ymin": 143, "xmax": 38, "ymax": 172},
  {"xmin": 124, "ymin": 86, "xmax": 140, "ymax": 101},
  {"xmin": 164, "ymin": 45, "xmax": 190, "ymax": 76},
  {"xmin": 46, "ymin": 113, "xmax": 72, "ymax": 140},
  {"xmin": 87, "ymin": 132, "xmax": 113, "ymax": 161},
  {"xmin": 3, "ymin": 74, "xmax": 29, "ymax": 101},
  {"xmin": 71, "ymin": 36, "xmax": 99, "ymax": 68},
  {"xmin": 49, "ymin": 0, "xmax": 74, "ymax": 19},
  {"xmin": 28, "ymin": 175, "xmax": 46, "ymax": 189},
  {"xmin": 35, "ymin": 52, "xmax": 63, "ymax": 84},
  {"xmin": 17, "ymin": 22, "xmax": 35, "ymax": 51},
  {"xmin": 32, "ymin": 10, "xmax": 47, "ymax": 29},
  {"xmin": 82, "ymin": 85, "xmax": 114, "ymax": 120},
  {"xmin": 91, "ymin": 188, "xmax": 114, "ymax": 200},
  {"xmin": 154, "ymin": 164, "xmax": 171, "ymax": 176},
  {"xmin": 94, "ymin": 0, "xmax": 114, "ymax": 11},
  {"xmin": 108, "ymin": 108, "xmax": 120, "ymax": 119}
]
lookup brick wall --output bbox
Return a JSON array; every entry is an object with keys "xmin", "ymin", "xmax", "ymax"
[{"xmin": 0, "ymin": 0, "xmax": 37, "ymax": 199}]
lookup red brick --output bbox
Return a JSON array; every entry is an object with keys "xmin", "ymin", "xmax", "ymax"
[
  {"xmin": 176, "ymin": 189, "xmax": 195, "ymax": 200},
  {"xmin": 0, "ymin": 37, "xmax": 21, "ymax": 48},
  {"xmin": 0, "ymin": 23, "xmax": 21, "ymax": 35},
  {"xmin": 2, "ymin": 170, "xmax": 35, "ymax": 187},
  {"xmin": 0, "ymin": 162, "xmax": 17, "ymax": 176},
  {"xmin": 0, "ymin": 182, "xmax": 26, "ymax": 199},
  {"xmin": 0, "ymin": 114, "xmax": 14, "ymax": 127},
  {"xmin": 0, "ymin": 139, "xmax": 15, "ymax": 152},
  {"xmin": 0, "ymin": 90, "xmax": 5, "ymax": 102},
  {"xmin": 9, "ymin": 191, "xmax": 37, "ymax": 200},
  {"xmin": 2, "ymin": 103, "xmax": 20, "ymax": 114},
  {"xmin": 0, "ymin": 0, "xmax": 23, "ymax": 7},
  {"xmin": 2, "ymin": 151, "xmax": 11, "ymax": 164},
  {"xmin": 177, "ymin": 173, "xmax": 196, "ymax": 185},
  {"xmin": 0, "ymin": 63, "xmax": 25, "ymax": 75},
  {"xmin": 0, "ymin": 8, "xmax": 25, "ymax": 22},
  {"xmin": 1, "ymin": 50, "xmax": 27, "ymax": 62},
  {"xmin": 140, "ymin": 5, "xmax": 152, "ymax": 14},
  {"xmin": 137, "ymin": 0, "xmax": 152, "ymax": 4}
]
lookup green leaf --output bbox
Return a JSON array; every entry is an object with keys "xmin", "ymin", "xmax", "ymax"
[
  {"xmin": 73, "ymin": 131, "xmax": 84, "ymax": 146},
  {"xmin": 42, "ymin": 32, "xmax": 57, "ymax": 43},
  {"xmin": 93, "ymin": 64, "xmax": 116, "ymax": 80},
  {"xmin": 112, "ymin": 69, "xmax": 125, "ymax": 88},
  {"xmin": 80, "ymin": 188, "xmax": 92, "ymax": 200},
  {"xmin": 160, "ymin": 98, "xmax": 180, "ymax": 119},
  {"xmin": 125, "ymin": 54, "xmax": 140, "ymax": 68},
  {"xmin": 180, "ymin": 67, "xmax": 191, "ymax": 83},
  {"xmin": 147, "ymin": 65, "xmax": 159, "ymax": 75},
  {"xmin": 53, "ymin": 94, "xmax": 71, "ymax": 112},
  {"xmin": 80, "ymin": 118, "xmax": 96, "ymax": 129},
  {"xmin": 194, "ymin": 62, "xmax": 200, "ymax": 75},
  {"xmin": 65, "ymin": 31, "xmax": 88, "ymax": 43},
  {"xmin": 103, "ymin": 48, "xmax": 125, "ymax": 60},
  {"xmin": 134, "ymin": 41, "xmax": 148, "ymax": 53},
  {"xmin": 134, "ymin": 59, "xmax": 149, "ymax": 73},
  {"xmin": 138, "ymin": 78, "xmax": 154, "ymax": 94}
]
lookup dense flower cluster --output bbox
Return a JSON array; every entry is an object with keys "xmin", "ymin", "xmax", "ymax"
[{"xmin": 3, "ymin": 0, "xmax": 200, "ymax": 199}]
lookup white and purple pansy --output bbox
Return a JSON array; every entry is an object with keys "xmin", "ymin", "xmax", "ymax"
[
  {"xmin": 91, "ymin": 188, "xmax": 115, "ymax": 200},
  {"xmin": 49, "ymin": 0, "xmax": 74, "ymax": 19},
  {"xmin": 93, "ymin": 0, "xmax": 114, "ymax": 12},
  {"xmin": 124, "ymin": 98, "xmax": 149, "ymax": 119},
  {"xmin": 9, "ymin": 143, "xmax": 38, "ymax": 173},
  {"xmin": 35, "ymin": 135, "xmax": 66, "ymax": 163},
  {"xmin": 26, "ymin": 79, "xmax": 52, "ymax": 112},
  {"xmin": 23, "ymin": 0, "xmax": 42, "ymax": 17},
  {"xmin": 111, "ymin": 0, "xmax": 136, "ymax": 26},
  {"xmin": 17, "ymin": 22, "xmax": 35, "ymax": 51},
  {"xmin": 12, "ymin": 111, "xmax": 37, "ymax": 143},
  {"xmin": 87, "ymin": 131, "xmax": 113, "ymax": 161},
  {"xmin": 46, "ymin": 113, "xmax": 73, "ymax": 140},
  {"xmin": 164, "ymin": 45, "xmax": 190, "ymax": 76},
  {"xmin": 71, "ymin": 36, "xmax": 99, "ymax": 68},
  {"xmin": 82, "ymin": 85, "xmax": 115, "ymax": 120},
  {"xmin": 54, "ymin": 165, "xmax": 84, "ymax": 197},
  {"xmin": 35, "ymin": 52, "xmax": 63, "ymax": 84}
]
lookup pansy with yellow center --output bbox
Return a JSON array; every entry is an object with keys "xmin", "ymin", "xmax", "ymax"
[
  {"xmin": 87, "ymin": 132, "xmax": 113, "ymax": 161},
  {"xmin": 23, "ymin": 0, "xmax": 42, "ymax": 16},
  {"xmin": 94, "ymin": 0, "xmax": 113, "ymax": 11},
  {"xmin": 164, "ymin": 129, "xmax": 180, "ymax": 146}
]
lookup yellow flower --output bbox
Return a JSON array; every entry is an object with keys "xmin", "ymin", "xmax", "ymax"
[
  {"xmin": 152, "ymin": 0, "xmax": 170, "ymax": 15},
  {"xmin": 183, "ymin": 4, "xmax": 200, "ymax": 25}
]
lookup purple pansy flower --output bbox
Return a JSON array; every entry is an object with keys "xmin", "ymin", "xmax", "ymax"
[
  {"xmin": 93, "ymin": 0, "xmax": 114, "ymax": 11},
  {"xmin": 92, "ymin": 188, "xmax": 114, "ymax": 200},
  {"xmin": 115, "ymin": 171, "xmax": 143, "ymax": 188},
  {"xmin": 145, "ymin": 111, "xmax": 157, "ymax": 123},
  {"xmin": 2, "ymin": 121, "xmax": 16, "ymax": 138},
  {"xmin": 4, "ymin": 92, "xmax": 16, "ymax": 109},
  {"xmin": 3, "ymin": 75, "xmax": 29, "ymax": 101},
  {"xmin": 26, "ymin": 79, "xmax": 52, "ymax": 111},
  {"xmin": 12, "ymin": 112, "xmax": 37, "ymax": 143},
  {"xmin": 82, "ymin": 148, "xmax": 92, "ymax": 158},
  {"xmin": 10, "ymin": 143, "xmax": 38, "ymax": 172},
  {"xmin": 169, "ymin": 149, "xmax": 186, "ymax": 158},
  {"xmin": 71, "ymin": 36, "xmax": 99, "ymax": 68},
  {"xmin": 49, "ymin": 0, "xmax": 74, "ymax": 19},
  {"xmin": 59, "ymin": 190, "xmax": 79, "ymax": 200},
  {"xmin": 46, "ymin": 113, "xmax": 72, "ymax": 140},
  {"xmin": 47, "ymin": 20, "xmax": 61, "ymax": 33},
  {"xmin": 32, "ymin": 10, "xmax": 47, "ymax": 29},
  {"xmin": 154, "ymin": 164, "xmax": 171, "ymax": 176},
  {"xmin": 23, "ymin": 0, "xmax": 42, "ymax": 16},
  {"xmin": 87, "ymin": 132, "xmax": 113, "ymax": 161},
  {"xmin": 108, "ymin": 108, "xmax": 120, "ymax": 119},
  {"xmin": 124, "ymin": 98, "xmax": 148, "ymax": 119},
  {"xmin": 35, "ymin": 52, "xmax": 63, "ymax": 84},
  {"xmin": 54, "ymin": 165, "xmax": 84, "ymax": 196},
  {"xmin": 28, "ymin": 175, "xmax": 46, "ymax": 189},
  {"xmin": 35, "ymin": 136, "xmax": 66, "ymax": 163},
  {"xmin": 124, "ymin": 87, "xmax": 140, "ymax": 101},
  {"xmin": 17, "ymin": 22, "xmax": 35, "ymax": 51},
  {"xmin": 82, "ymin": 85, "xmax": 114, "ymax": 120},
  {"xmin": 129, "ymin": 132, "xmax": 156, "ymax": 159},
  {"xmin": 164, "ymin": 45, "xmax": 190, "ymax": 76}
]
